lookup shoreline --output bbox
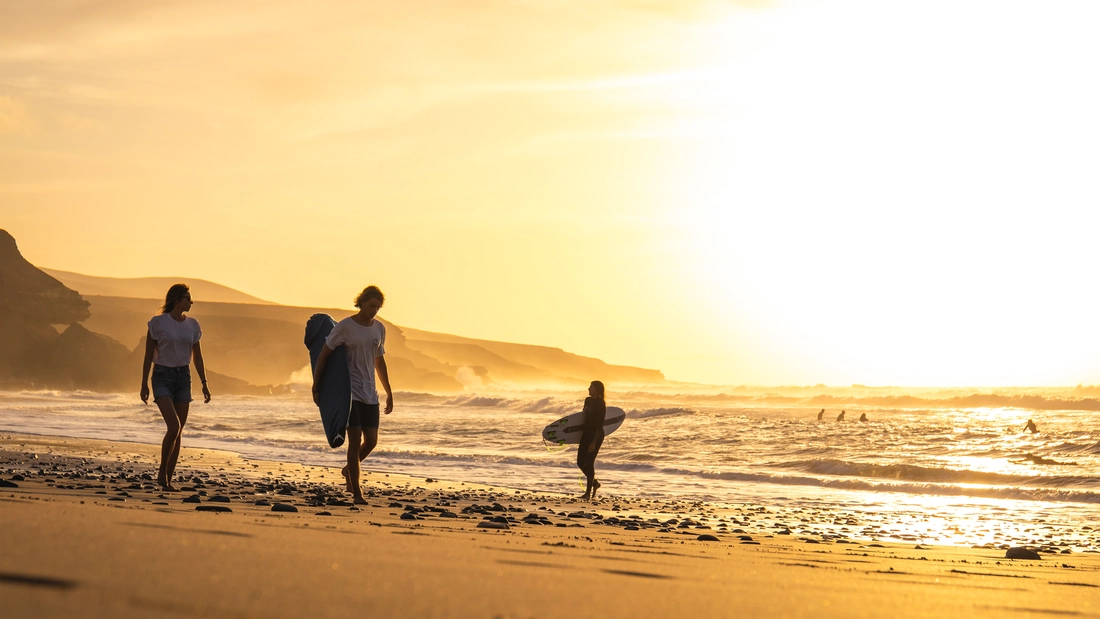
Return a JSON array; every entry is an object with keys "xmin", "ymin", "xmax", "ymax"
[{"xmin": 2, "ymin": 432, "xmax": 1099, "ymax": 618}]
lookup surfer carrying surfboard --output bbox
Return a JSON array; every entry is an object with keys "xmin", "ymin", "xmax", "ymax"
[
  {"xmin": 578, "ymin": 380, "xmax": 607, "ymax": 501},
  {"xmin": 311, "ymin": 286, "xmax": 393, "ymax": 505}
]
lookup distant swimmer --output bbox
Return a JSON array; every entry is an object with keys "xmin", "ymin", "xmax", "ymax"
[
  {"xmin": 859, "ymin": 413, "xmax": 868, "ymax": 422},
  {"xmin": 1024, "ymin": 419, "xmax": 1038, "ymax": 434},
  {"xmin": 817, "ymin": 409, "xmax": 824, "ymax": 421},
  {"xmin": 836, "ymin": 410, "xmax": 846, "ymax": 421}
]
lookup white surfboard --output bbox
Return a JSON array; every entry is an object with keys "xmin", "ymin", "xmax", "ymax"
[{"xmin": 542, "ymin": 406, "xmax": 626, "ymax": 445}]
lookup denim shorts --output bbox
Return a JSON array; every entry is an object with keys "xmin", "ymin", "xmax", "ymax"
[
  {"xmin": 151, "ymin": 365, "xmax": 192, "ymax": 403},
  {"xmin": 348, "ymin": 401, "xmax": 380, "ymax": 429}
]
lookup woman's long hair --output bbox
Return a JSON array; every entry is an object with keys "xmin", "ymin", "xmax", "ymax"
[
  {"xmin": 590, "ymin": 380, "xmax": 605, "ymax": 401},
  {"xmin": 160, "ymin": 283, "xmax": 190, "ymax": 314}
]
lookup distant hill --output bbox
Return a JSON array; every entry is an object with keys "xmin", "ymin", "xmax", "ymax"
[
  {"xmin": 42, "ymin": 269, "xmax": 275, "ymax": 306},
  {"xmin": 80, "ymin": 295, "xmax": 665, "ymax": 391},
  {"xmin": 1, "ymin": 230, "xmax": 665, "ymax": 392}
]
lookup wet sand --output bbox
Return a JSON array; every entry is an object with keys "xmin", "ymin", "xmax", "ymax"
[{"xmin": 1, "ymin": 433, "xmax": 1098, "ymax": 619}]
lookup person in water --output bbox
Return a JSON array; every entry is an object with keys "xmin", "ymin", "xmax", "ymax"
[
  {"xmin": 312, "ymin": 286, "xmax": 393, "ymax": 505},
  {"xmin": 578, "ymin": 380, "xmax": 607, "ymax": 501},
  {"xmin": 817, "ymin": 409, "xmax": 824, "ymax": 420},
  {"xmin": 836, "ymin": 410, "xmax": 846, "ymax": 421},
  {"xmin": 140, "ymin": 284, "xmax": 211, "ymax": 491},
  {"xmin": 1024, "ymin": 419, "xmax": 1038, "ymax": 434}
]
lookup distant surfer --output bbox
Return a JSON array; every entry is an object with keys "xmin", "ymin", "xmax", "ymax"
[
  {"xmin": 817, "ymin": 409, "xmax": 824, "ymax": 421},
  {"xmin": 859, "ymin": 413, "xmax": 868, "ymax": 422},
  {"xmin": 1024, "ymin": 419, "xmax": 1038, "ymax": 434},
  {"xmin": 836, "ymin": 410, "xmax": 845, "ymax": 421},
  {"xmin": 578, "ymin": 381, "xmax": 607, "ymax": 501},
  {"xmin": 140, "ymin": 284, "xmax": 211, "ymax": 492},
  {"xmin": 311, "ymin": 286, "xmax": 394, "ymax": 505}
]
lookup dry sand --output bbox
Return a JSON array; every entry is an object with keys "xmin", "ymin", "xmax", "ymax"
[{"xmin": 1, "ymin": 432, "xmax": 1098, "ymax": 619}]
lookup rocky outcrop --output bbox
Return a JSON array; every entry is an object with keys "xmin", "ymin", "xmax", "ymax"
[
  {"xmin": 0, "ymin": 230, "xmax": 89, "ymax": 324},
  {"xmin": 0, "ymin": 230, "xmax": 93, "ymax": 384}
]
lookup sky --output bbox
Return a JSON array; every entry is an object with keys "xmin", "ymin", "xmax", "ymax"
[{"xmin": 2, "ymin": 0, "xmax": 1099, "ymax": 386}]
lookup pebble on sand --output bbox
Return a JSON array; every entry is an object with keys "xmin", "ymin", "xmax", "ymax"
[
  {"xmin": 196, "ymin": 505, "xmax": 232, "ymax": 513},
  {"xmin": 477, "ymin": 521, "xmax": 509, "ymax": 530},
  {"xmin": 1006, "ymin": 547, "xmax": 1042, "ymax": 560},
  {"xmin": 271, "ymin": 503, "xmax": 298, "ymax": 513},
  {"xmin": 697, "ymin": 534, "xmax": 720, "ymax": 542}
]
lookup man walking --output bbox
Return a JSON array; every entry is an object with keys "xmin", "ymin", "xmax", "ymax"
[{"xmin": 312, "ymin": 285, "xmax": 393, "ymax": 504}]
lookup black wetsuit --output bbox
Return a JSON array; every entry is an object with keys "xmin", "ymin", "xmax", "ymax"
[{"xmin": 577, "ymin": 396, "xmax": 606, "ymax": 481}]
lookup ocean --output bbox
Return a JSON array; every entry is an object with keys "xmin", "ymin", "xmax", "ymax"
[{"xmin": 1, "ymin": 387, "xmax": 1097, "ymax": 550}]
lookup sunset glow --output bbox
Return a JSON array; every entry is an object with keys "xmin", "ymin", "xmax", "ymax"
[{"xmin": 3, "ymin": 0, "xmax": 1099, "ymax": 385}]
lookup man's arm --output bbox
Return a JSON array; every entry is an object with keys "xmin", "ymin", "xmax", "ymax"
[
  {"xmin": 376, "ymin": 356, "xmax": 393, "ymax": 414},
  {"xmin": 312, "ymin": 344, "xmax": 334, "ymax": 406}
]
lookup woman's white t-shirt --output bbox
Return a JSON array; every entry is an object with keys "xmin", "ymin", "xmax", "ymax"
[{"xmin": 148, "ymin": 314, "xmax": 202, "ymax": 368}]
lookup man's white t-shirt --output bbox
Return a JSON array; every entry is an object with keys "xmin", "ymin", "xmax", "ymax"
[
  {"xmin": 325, "ymin": 317, "xmax": 386, "ymax": 405},
  {"xmin": 148, "ymin": 314, "xmax": 202, "ymax": 367}
]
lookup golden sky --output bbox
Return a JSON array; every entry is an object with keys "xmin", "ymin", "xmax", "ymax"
[{"xmin": 3, "ymin": 0, "xmax": 1099, "ymax": 386}]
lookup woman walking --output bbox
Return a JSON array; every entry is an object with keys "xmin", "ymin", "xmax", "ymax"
[
  {"xmin": 577, "ymin": 380, "xmax": 607, "ymax": 501},
  {"xmin": 140, "ymin": 284, "xmax": 210, "ymax": 491}
]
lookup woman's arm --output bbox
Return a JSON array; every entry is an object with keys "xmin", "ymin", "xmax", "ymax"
[
  {"xmin": 140, "ymin": 329, "xmax": 156, "ymax": 403},
  {"xmin": 192, "ymin": 341, "xmax": 211, "ymax": 403},
  {"xmin": 376, "ymin": 356, "xmax": 393, "ymax": 414}
]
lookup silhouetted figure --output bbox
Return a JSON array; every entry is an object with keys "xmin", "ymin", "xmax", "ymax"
[
  {"xmin": 578, "ymin": 381, "xmax": 607, "ymax": 501},
  {"xmin": 312, "ymin": 286, "xmax": 394, "ymax": 505},
  {"xmin": 859, "ymin": 413, "xmax": 868, "ymax": 422},
  {"xmin": 836, "ymin": 410, "xmax": 846, "ymax": 421},
  {"xmin": 1024, "ymin": 419, "xmax": 1038, "ymax": 434},
  {"xmin": 817, "ymin": 409, "xmax": 824, "ymax": 420},
  {"xmin": 140, "ymin": 284, "xmax": 211, "ymax": 491}
]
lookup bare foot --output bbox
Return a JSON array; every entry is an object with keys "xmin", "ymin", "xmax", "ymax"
[
  {"xmin": 592, "ymin": 479, "xmax": 601, "ymax": 497},
  {"xmin": 157, "ymin": 480, "xmax": 178, "ymax": 492},
  {"xmin": 353, "ymin": 496, "xmax": 368, "ymax": 505},
  {"xmin": 580, "ymin": 493, "xmax": 591, "ymax": 501}
]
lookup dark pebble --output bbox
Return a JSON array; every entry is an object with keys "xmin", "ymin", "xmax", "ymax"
[
  {"xmin": 108, "ymin": 497, "xmax": 125, "ymax": 502},
  {"xmin": 271, "ymin": 503, "xmax": 298, "ymax": 513},
  {"xmin": 11, "ymin": 475, "xmax": 25, "ymax": 481},
  {"xmin": 697, "ymin": 534, "xmax": 720, "ymax": 542},
  {"xmin": 196, "ymin": 505, "xmax": 232, "ymax": 513},
  {"xmin": 254, "ymin": 500, "xmax": 271, "ymax": 506},
  {"xmin": 400, "ymin": 512, "xmax": 419, "ymax": 520},
  {"xmin": 208, "ymin": 495, "xmax": 231, "ymax": 503},
  {"xmin": 182, "ymin": 495, "xmax": 202, "ymax": 504},
  {"xmin": 1006, "ymin": 547, "xmax": 1042, "ymax": 560},
  {"xmin": 0, "ymin": 480, "xmax": 18, "ymax": 488},
  {"xmin": 477, "ymin": 521, "xmax": 509, "ymax": 530},
  {"xmin": 316, "ymin": 511, "xmax": 332, "ymax": 516},
  {"xmin": 737, "ymin": 535, "xmax": 753, "ymax": 541}
]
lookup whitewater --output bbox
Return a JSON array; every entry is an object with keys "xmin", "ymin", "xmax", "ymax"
[{"xmin": 1, "ymin": 387, "xmax": 1097, "ymax": 549}]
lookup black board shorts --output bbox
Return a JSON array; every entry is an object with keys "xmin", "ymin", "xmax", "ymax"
[{"xmin": 348, "ymin": 401, "xmax": 380, "ymax": 429}]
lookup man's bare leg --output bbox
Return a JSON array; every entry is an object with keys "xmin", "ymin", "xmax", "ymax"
[
  {"xmin": 346, "ymin": 427, "xmax": 366, "ymax": 503},
  {"xmin": 341, "ymin": 428, "xmax": 378, "ymax": 490}
]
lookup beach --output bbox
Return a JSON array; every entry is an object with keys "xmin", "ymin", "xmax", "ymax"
[{"xmin": 2, "ymin": 432, "xmax": 1098, "ymax": 619}]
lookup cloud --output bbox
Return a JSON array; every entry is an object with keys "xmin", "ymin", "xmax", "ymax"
[{"xmin": 0, "ymin": 95, "xmax": 35, "ymax": 134}]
